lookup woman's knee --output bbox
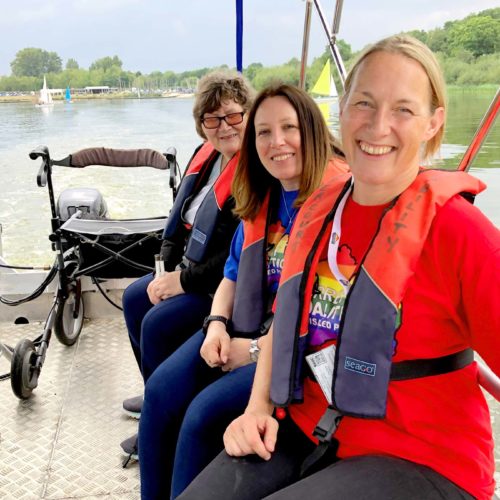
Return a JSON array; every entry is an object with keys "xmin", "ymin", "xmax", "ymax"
[
  {"xmin": 123, "ymin": 274, "xmax": 153, "ymax": 322},
  {"xmin": 143, "ymin": 364, "xmax": 176, "ymax": 411}
]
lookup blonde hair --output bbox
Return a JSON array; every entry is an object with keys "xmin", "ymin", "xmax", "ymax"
[
  {"xmin": 192, "ymin": 70, "xmax": 255, "ymax": 140},
  {"xmin": 233, "ymin": 82, "xmax": 344, "ymax": 221},
  {"xmin": 342, "ymin": 34, "xmax": 446, "ymax": 160}
]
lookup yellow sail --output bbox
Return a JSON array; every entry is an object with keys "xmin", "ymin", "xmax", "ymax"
[
  {"xmin": 311, "ymin": 60, "xmax": 331, "ymax": 96},
  {"xmin": 317, "ymin": 101, "xmax": 330, "ymax": 123}
]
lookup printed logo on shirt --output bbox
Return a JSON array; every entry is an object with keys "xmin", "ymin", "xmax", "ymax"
[
  {"xmin": 309, "ymin": 244, "xmax": 357, "ymax": 347},
  {"xmin": 267, "ymin": 220, "xmax": 289, "ymax": 293}
]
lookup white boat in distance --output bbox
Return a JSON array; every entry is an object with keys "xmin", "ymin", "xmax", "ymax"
[{"xmin": 37, "ymin": 75, "xmax": 54, "ymax": 106}]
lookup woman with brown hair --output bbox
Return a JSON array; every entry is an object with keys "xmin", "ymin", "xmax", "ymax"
[{"xmin": 138, "ymin": 83, "xmax": 347, "ymax": 499}]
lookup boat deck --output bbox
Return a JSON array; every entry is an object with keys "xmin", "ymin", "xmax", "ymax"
[
  {"xmin": 0, "ymin": 317, "xmax": 499, "ymax": 499},
  {"xmin": 0, "ymin": 318, "xmax": 142, "ymax": 499}
]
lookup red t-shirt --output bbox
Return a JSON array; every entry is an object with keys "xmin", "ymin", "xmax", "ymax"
[{"xmin": 289, "ymin": 195, "xmax": 500, "ymax": 499}]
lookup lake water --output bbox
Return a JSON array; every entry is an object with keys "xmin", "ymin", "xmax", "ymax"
[{"xmin": 0, "ymin": 89, "xmax": 498, "ymax": 267}]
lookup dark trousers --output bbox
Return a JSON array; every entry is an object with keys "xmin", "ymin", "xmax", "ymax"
[
  {"xmin": 178, "ymin": 417, "xmax": 474, "ymax": 500},
  {"xmin": 122, "ymin": 273, "xmax": 212, "ymax": 380},
  {"xmin": 139, "ymin": 330, "xmax": 256, "ymax": 499}
]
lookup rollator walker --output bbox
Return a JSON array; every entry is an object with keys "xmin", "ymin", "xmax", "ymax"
[{"xmin": 2, "ymin": 144, "xmax": 179, "ymax": 399}]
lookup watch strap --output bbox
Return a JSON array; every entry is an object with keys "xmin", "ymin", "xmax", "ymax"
[{"xmin": 202, "ymin": 315, "xmax": 229, "ymax": 334}]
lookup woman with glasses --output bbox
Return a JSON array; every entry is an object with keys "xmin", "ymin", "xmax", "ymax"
[
  {"xmin": 138, "ymin": 83, "xmax": 348, "ymax": 499},
  {"xmin": 120, "ymin": 70, "xmax": 254, "ymax": 456}
]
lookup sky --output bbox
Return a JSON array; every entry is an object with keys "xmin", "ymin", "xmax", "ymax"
[{"xmin": 1, "ymin": 0, "xmax": 499, "ymax": 77}]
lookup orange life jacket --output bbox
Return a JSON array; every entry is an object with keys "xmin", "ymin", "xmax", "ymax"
[
  {"xmin": 162, "ymin": 142, "xmax": 238, "ymax": 263},
  {"xmin": 271, "ymin": 169, "xmax": 485, "ymax": 417},
  {"xmin": 232, "ymin": 157, "xmax": 349, "ymax": 336}
]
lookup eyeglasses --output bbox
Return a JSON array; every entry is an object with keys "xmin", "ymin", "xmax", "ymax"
[{"xmin": 201, "ymin": 112, "xmax": 245, "ymax": 129}]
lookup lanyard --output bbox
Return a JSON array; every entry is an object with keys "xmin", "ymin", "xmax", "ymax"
[{"xmin": 327, "ymin": 180, "xmax": 353, "ymax": 295}]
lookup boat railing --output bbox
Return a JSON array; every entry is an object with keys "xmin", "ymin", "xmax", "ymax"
[
  {"xmin": 458, "ymin": 87, "xmax": 500, "ymax": 172},
  {"xmin": 299, "ymin": 0, "xmax": 346, "ymax": 91}
]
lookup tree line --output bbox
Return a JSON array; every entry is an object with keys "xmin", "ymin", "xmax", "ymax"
[{"xmin": 1, "ymin": 7, "xmax": 498, "ymax": 93}]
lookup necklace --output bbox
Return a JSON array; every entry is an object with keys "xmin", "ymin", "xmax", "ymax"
[{"xmin": 280, "ymin": 185, "xmax": 298, "ymax": 232}]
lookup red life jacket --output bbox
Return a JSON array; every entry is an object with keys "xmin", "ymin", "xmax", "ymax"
[
  {"xmin": 232, "ymin": 157, "xmax": 350, "ymax": 336},
  {"xmin": 271, "ymin": 169, "xmax": 485, "ymax": 417},
  {"xmin": 162, "ymin": 142, "xmax": 238, "ymax": 263}
]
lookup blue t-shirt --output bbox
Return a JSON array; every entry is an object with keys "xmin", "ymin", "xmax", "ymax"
[{"xmin": 224, "ymin": 188, "xmax": 298, "ymax": 294}]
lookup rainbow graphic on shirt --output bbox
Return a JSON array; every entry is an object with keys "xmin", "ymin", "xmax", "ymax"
[
  {"xmin": 267, "ymin": 220, "xmax": 290, "ymax": 293},
  {"xmin": 308, "ymin": 244, "xmax": 356, "ymax": 347}
]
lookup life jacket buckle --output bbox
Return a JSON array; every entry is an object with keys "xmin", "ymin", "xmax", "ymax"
[{"xmin": 312, "ymin": 406, "xmax": 342, "ymax": 443}]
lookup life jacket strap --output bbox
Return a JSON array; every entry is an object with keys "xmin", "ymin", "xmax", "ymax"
[
  {"xmin": 300, "ymin": 406, "xmax": 342, "ymax": 477},
  {"xmin": 390, "ymin": 348, "xmax": 473, "ymax": 381},
  {"xmin": 300, "ymin": 349, "xmax": 473, "ymax": 475}
]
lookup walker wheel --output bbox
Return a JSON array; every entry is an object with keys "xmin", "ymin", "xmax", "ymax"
[
  {"xmin": 11, "ymin": 339, "xmax": 38, "ymax": 399},
  {"xmin": 54, "ymin": 279, "xmax": 84, "ymax": 346}
]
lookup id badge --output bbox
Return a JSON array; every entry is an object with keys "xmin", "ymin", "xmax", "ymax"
[{"xmin": 305, "ymin": 344, "xmax": 336, "ymax": 405}]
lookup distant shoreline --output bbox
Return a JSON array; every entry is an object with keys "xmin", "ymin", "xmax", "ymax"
[
  {"xmin": 0, "ymin": 85, "xmax": 496, "ymax": 104},
  {"xmin": 0, "ymin": 92, "xmax": 195, "ymax": 104}
]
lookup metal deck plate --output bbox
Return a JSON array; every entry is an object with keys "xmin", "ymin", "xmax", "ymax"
[{"xmin": 0, "ymin": 318, "xmax": 142, "ymax": 499}]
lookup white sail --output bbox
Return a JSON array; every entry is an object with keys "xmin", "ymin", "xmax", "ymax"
[
  {"xmin": 329, "ymin": 75, "xmax": 338, "ymax": 99},
  {"xmin": 38, "ymin": 76, "xmax": 53, "ymax": 106}
]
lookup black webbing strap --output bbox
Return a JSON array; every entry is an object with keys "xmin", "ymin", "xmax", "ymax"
[
  {"xmin": 390, "ymin": 348, "xmax": 473, "ymax": 381},
  {"xmin": 300, "ymin": 407, "xmax": 342, "ymax": 477},
  {"xmin": 300, "ymin": 348, "xmax": 474, "ymax": 476}
]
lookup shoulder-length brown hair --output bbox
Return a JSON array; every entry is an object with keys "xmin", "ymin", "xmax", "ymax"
[{"xmin": 233, "ymin": 82, "xmax": 343, "ymax": 221}]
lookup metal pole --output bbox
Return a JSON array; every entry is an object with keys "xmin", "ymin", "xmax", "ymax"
[
  {"xmin": 299, "ymin": 0, "xmax": 313, "ymax": 90},
  {"xmin": 332, "ymin": 0, "xmax": 343, "ymax": 38},
  {"xmin": 458, "ymin": 87, "xmax": 499, "ymax": 172},
  {"xmin": 313, "ymin": 0, "xmax": 346, "ymax": 85}
]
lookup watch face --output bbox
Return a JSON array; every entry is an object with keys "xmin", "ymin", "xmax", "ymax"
[{"xmin": 249, "ymin": 339, "xmax": 260, "ymax": 362}]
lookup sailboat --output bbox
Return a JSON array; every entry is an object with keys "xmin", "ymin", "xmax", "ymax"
[
  {"xmin": 311, "ymin": 59, "xmax": 338, "ymax": 101},
  {"xmin": 65, "ymin": 86, "xmax": 73, "ymax": 103},
  {"xmin": 37, "ymin": 76, "xmax": 54, "ymax": 107}
]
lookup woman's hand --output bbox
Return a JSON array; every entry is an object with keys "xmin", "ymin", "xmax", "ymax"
[
  {"xmin": 200, "ymin": 322, "xmax": 231, "ymax": 367},
  {"xmin": 221, "ymin": 338, "xmax": 253, "ymax": 372},
  {"xmin": 223, "ymin": 410, "xmax": 278, "ymax": 460},
  {"xmin": 146, "ymin": 271, "xmax": 184, "ymax": 305}
]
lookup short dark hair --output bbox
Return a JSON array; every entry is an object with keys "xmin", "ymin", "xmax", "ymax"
[{"xmin": 193, "ymin": 70, "xmax": 255, "ymax": 139}]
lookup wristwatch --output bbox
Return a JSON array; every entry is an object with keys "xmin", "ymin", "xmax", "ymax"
[
  {"xmin": 249, "ymin": 338, "xmax": 260, "ymax": 362},
  {"xmin": 202, "ymin": 315, "xmax": 229, "ymax": 334}
]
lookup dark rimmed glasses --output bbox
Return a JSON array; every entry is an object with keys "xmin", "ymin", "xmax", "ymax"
[{"xmin": 201, "ymin": 112, "xmax": 245, "ymax": 129}]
